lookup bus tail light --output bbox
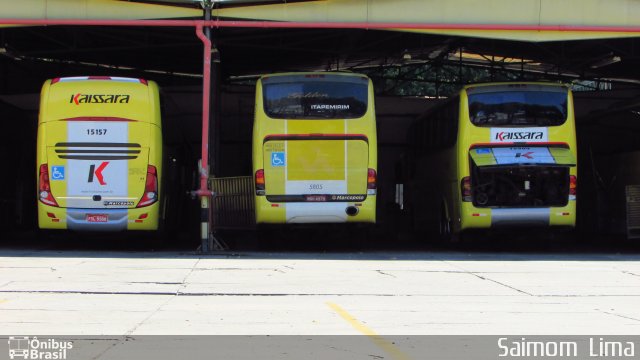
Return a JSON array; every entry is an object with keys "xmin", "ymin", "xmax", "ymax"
[
  {"xmin": 367, "ymin": 168, "xmax": 377, "ymax": 195},
  {"xmin": 569, "ymin": 175, "xmax": 577, "ymax": 198},
  {"xmin": 461, "ymin": 176, "xmax": 472, "ymax": 202},
  {"xmin": 137, "ymin": 165, "xmax": 158, "ymax": 208},
  {"xmin": 39, "ymin": 164, "xmax": 59, "ymax": 207},
  {"xmin": 255, "ymin": 169, "xmax": 265, "ymax": 195}
]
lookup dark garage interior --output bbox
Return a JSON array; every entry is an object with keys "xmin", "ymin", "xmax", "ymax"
[{"xmin": 3, "ymin": 3, "xmax": 640, "ymax": 248}]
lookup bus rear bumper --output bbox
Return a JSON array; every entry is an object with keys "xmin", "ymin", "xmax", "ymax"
[
  {"xmin": 491, "ymin": 208, "xmax": 551, "ymax": 227},
  {"xmin": 460, "ymin": 202, "xmax": 576, "ymax": 231},
  {"xmin": 67, "ymin": 209, "xmax": 128, "ymax": 231},
  {"xmin": 255, "ymin": 197, "xmax": 376, "ymax": 224},
  {"xmin": 38, "ymin": 204, "xmax": 159, "ymax": 231}
]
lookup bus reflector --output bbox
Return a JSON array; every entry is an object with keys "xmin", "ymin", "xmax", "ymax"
[
  {"xmin": 136, "ymin": 165, "xmax": 158, "ymax": 208},
  {"xmin": 255, "ymin": 169, "xmax": 265, "ymax": 195},
  {"xmin": 39, "ymin": 164, "xmax": 59, "ymax": 207},
  {"xmin": 461, "ymin": 176, "xmax": 472, "ymax": 202},
  {"xmin": 569, "ymin": 175, "xmax": 577, "ymax": 196}
]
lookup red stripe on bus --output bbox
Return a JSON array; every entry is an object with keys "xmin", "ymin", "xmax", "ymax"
[
  {"xmin": 264, "ymin": 134, "xmax": 368, "ymax": 142},
  {"xmin": 470, "ymin": 142, "xmax": 569, "ymax": 149}
]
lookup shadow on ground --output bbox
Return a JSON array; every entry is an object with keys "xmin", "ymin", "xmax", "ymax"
[{"xmin": 2, "ymin": 225, "xmax": 639, "ymax": 261}]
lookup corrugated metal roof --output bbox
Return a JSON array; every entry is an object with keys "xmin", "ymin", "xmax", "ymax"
[{"xmin": 0, "ymin": 0, "xmax": 639, "ymax": 87}]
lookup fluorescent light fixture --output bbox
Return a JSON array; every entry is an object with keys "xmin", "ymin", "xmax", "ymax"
[{"xmin": 590, "ymin": 54, "xmax": 621, "ymax": 69}]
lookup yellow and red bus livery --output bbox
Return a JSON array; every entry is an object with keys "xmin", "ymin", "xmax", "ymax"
[
  {"xmin": 402, "ymin": 82, "xmax": 577, "ymax": 239},
  {"xmin": 253, "ymin": 72, "xmax": 378, "ymax": 224},
  {"xmin": 37, "ymin": 76, "xmax": 163, "ymax": 231}
]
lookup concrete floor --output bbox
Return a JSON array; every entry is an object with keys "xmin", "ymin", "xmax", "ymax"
[{"xmin": 1, "ymin": 248, "xmax": 640, "ymax": 335}]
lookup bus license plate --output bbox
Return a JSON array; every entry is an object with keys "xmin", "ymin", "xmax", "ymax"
[
  {"xmin": 86, "ymin": 214, "xmax": 108, "ymax": 223},
  {"xmin": 305, "ymin": 195, "xmax": 327, "ymax": 202}
]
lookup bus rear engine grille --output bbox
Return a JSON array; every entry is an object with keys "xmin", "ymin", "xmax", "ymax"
[{"xmin": 54, "ymin": 142, "xmax": 141, "ymax": 160}]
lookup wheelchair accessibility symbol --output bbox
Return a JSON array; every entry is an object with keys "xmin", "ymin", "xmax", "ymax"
[
  {"xmin": 271, "ymin": 152, "xmax": 285, "ymax": 167},
  {"xmin": 51, "ymin": 166, "xmax": 65, "ymax": 180}
]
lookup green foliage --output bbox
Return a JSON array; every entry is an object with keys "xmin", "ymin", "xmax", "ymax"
[{"xmin": 360, "ymin": 62, "xmax": 539, "ymax": 98}]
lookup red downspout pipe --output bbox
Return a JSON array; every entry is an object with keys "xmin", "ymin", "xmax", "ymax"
[
  {"xmin": 195, "ymin": 24, "xmax": 213, "ymax": 197},
  {"xmin": 195, "ymin": 24, "xmax": 213, "ymax": 251}
]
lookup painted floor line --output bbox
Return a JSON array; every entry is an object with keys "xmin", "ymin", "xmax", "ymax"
[{"xmin": 326, "ymin": 302, "xmax": 411, "ymax": 360}]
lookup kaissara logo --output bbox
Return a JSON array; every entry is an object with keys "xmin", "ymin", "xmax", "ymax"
[
  {"xmin": 69, "ymin": 93, "xmax": 130, "ymax": 105},
  {"xmin": 88, "ymin": 162, "xmax": 109, "ymax": 186},
  {"xmin": 495, "ymin": 131, "xmax": 544, "ymax": 141},
  {"xmin": 491, "ymin": 128, "xmax": 548, "ymax": 143}
]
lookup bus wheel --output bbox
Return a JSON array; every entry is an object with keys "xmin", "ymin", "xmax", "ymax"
[
  {"xmin": 438, "ymin": 205, "xmax": 459, "ymax": 244},
  {"xmin": 438, "ymin": 206, "xmax": 450, "ymax": 240}
]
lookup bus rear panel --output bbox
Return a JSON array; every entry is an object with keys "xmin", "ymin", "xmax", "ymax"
[
  {"xmin": 253, "ymin": 73, "xmax": 377, "ymax": 224},
  {"xmin": 37, "ymin": 77, "xmax": 162, "ymax": 231},
  {"xmin": 458, "ymin": 83, "xmax": 577, "ymax": 231}
]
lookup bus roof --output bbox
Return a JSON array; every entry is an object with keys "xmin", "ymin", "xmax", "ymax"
[{"xmin": 39, "ymin": 77, "xmax": 161, "ymax": 125}]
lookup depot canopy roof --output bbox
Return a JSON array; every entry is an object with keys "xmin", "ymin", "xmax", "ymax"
[
  {"xmin": 1, "ymin": 0, "xmax": 640, "ymax": 90},
  {"xmin": 4, "ymin": 0, "xmax": 640, "ymax": 42}
]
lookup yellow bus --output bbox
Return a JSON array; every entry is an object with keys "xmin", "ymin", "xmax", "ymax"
[
  {"xmin": 401, "ymin": 82, "xmax": 577, "ymax": 240},
  {"xmin": 37, "ymin": 76, "xmax": 163, "ymax": 231},
  {"xmin": 252, "ymin": 72, "xmax": 377, "ymax": 224}
]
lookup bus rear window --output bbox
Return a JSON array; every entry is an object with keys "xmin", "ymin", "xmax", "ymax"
[
  {"xmin": 468, "ymin": 90, "xmax": 567, "ymax": 126},
  {"xmin": 263, "ymin": 81, "xmax": 368, "ymax": 119}
]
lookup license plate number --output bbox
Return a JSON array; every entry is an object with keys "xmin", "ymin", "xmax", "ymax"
[
  {"xmin": 305, "ymin": 195, "xmax": 327, "ymax": 202},
  {"xmin": 86, "ymin": 214, "xmax": 108, "ymax": 223}
]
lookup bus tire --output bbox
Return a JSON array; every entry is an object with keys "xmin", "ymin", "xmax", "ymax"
[
  {"xmin": 438, "ymin": 204, "xmax": 460, "ymax": 244},
  {"xmin": 438, "ymin": 204, "xmax": 449, "ymax": 238}
]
